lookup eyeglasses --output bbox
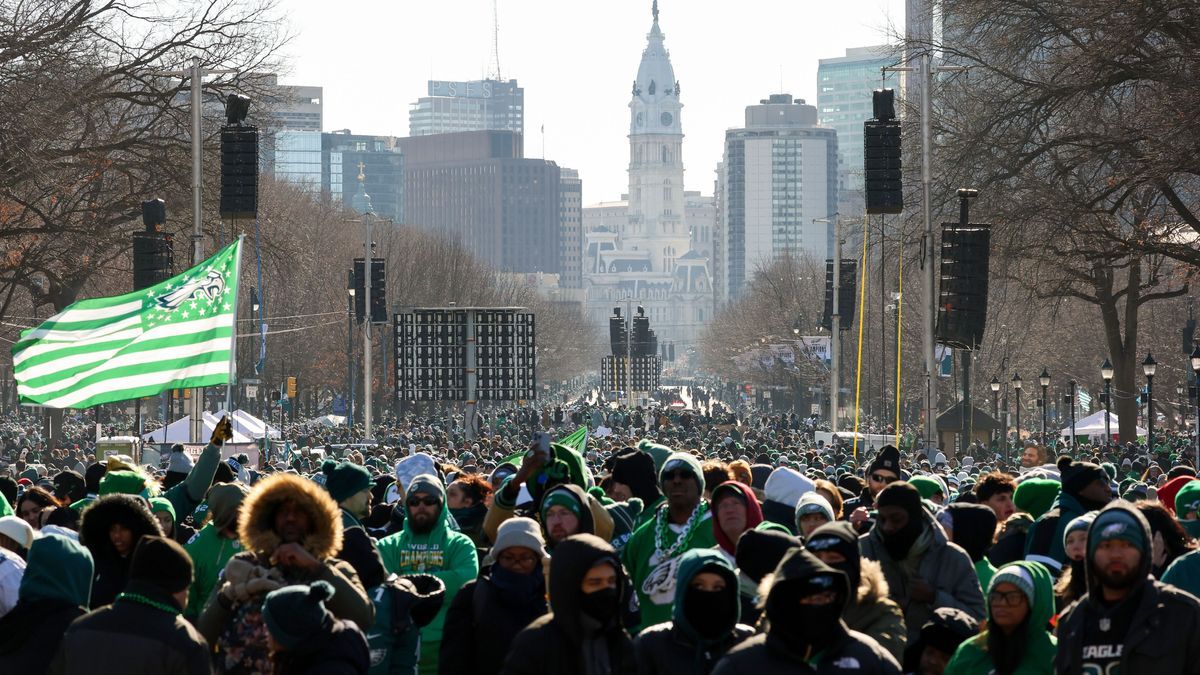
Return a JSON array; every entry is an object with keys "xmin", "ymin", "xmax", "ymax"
[
  {"xmin": 407, "ymin": 497, "xmax": 440, "ymax": 508},
  {"xmin": 989, "ymin": 590, "xmax": 1027, "ymax": 606},
  {"xmin": 870, "ymin": 473, "xmax": 898, "ymax": 484},
  {"xmin": 662, "ymin": 469, "xmax": 692, "ymax": 482},
  {"xmin": 497, "ymin": 552, "xmax": 539, "ymax": 567}
]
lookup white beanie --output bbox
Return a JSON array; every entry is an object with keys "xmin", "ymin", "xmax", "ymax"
[{"xmin": 487, "ymin": 516, "xmax": 548, "ymax": 563}]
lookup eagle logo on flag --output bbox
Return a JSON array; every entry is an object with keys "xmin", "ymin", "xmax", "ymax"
[{"xmin": 155, "ymin": 270, "xmax": 226, "ymax": 311}]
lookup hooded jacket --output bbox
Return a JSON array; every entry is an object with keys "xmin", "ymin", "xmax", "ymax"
[
  {"xmin": 711, "ymin": 548, "xmax": 901, "ymax": 675},
  {"xmin": 78, "ymin": 493, "xmax": 163, "ymax": 607},
  {"xmin": 1056, "ymin": 501, "xmax": 1200, "ymax": 675},
  {"xmin": 945, "ymin": 561, "xmax": 1057, "ymax": 674},
  {"xmin": 484, "ymin": 475, "xmax": 614, "ymax": 545},
  {"xmin": 375, "ymin": 474, "xmax": 478, "ymax": 665},
  {"xmin": 196, "ymin": 472, "xmax": 374, "ymax": 672},
  {"xmin": 860, "ymin": 507, "xmax": 986, "ymax": 643},
  {"xmin": 501, "ymin": 534, "xmax": 635, "ymax": 675},
  {"xmin": 0, "ymin": 534, "xmax": 93, "ymax": 673},
  {"xmin": 634, "ymin": 549, "xmax": 755, "ymax": 675},
  {"xmin": 761, "ymin": 467, "xmax": 813, "ymax": 534},
  {"xmin": 945, "ymin": 503, "xmax": 999, "ymax": 592},
  {"xmin": 711, "ymin": 482, "xmax": 763, "ymax": 555},
  {"xmin": 272, "ymin": 619, "xmax": 371, "ymax": 675}
]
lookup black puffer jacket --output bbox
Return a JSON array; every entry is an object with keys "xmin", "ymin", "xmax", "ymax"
[
  {"xmin": 439, "ymin": 566, "xmax": 548, "ymax": 675},
  {"xmin": 499, "ymin": 534, "xmax": 635, "ymax": 675},
  {"xmin": 273, "ymin": 619, "xmax": 371, "ymax": 675},
  {"xmin": 712, "ymin": 548, "xmax": 900, "ymax": 675},
  {"xmin": 78, "ymin": 494, "xmax": 164, "ymax": 607},
  {"xmin": 1056, "ymin": 502, "xmax": 1200, "ymax": 675}
]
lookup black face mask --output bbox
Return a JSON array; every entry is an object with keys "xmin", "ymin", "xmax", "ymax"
[
  {"xmin": 579, "ymin": 587, "xmax": 620, "ymax": 624},
  {"xmin": 684, "ymin": 586, "xmax": 736, "ymax": 640},
  {"xmin": 824, "ymin": 557, "xmax": 861, "ymax": 591},
  {"xmin": 769, "ymin": 599, "xmax": 843, "ymax": 658},
  {"xmin": 882, "ymin": 512, "xmax": 924, "ymax": 561}
]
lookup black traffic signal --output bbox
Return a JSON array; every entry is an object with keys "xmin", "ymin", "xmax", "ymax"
[
  {"xmin": 821, "ymin": 259, "xmax": 858, "ymax": 331},
  {"xmin": 220, "ymin": 125, "xmax": 258, "ymax": 220},
  {"xmin": 864, "ymin": 89, "xmax": 902, "ymax": 214}
]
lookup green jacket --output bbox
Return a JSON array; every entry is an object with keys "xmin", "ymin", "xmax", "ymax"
[
  {"xmin": 945, "ymin": 561, "xmax": 1057, "ymax": 675},
  {"xmin": 375, "ymin": 475, "xmax": 478, "ymax": 672},
  {"xmin": 183, "ymin": 523, "xmax": 241, "ymax": 619},
  {"xmin": 620, "ymin": 500, "xmax": 717, "ymax": 633}
]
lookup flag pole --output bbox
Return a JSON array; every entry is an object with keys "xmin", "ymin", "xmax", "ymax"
[{"xmin": 227, "ymin": 235, "xmax": 245, "ymax": 418}]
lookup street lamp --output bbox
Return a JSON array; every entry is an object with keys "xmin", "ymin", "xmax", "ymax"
[
  {"xmin": 1101, "ymin": 358, "xmax": 1114, "ymax": 445},
  {"xmin": 1143, "ymin": 353, "xmax": 1157, "ymax": 453},
  {"xmin": 990, "ymin": 376, "xmax": 1001, "ymax": 451},
  {"xmin": 1191, "ymin": 345, "xmax": 1200, "ymax": 466},
  {"xmin": 346, "ymin": 271, "xmax": 356, "ymax": 426},
  {"xmin": 1039, "ymin": 368, "xmax": 1050, "ymax": 444},
  {"xmin": 1068, "ymin": 380, "xmax": 1077, "ymax": 450},
  {"xmin": 792, "ymin": 319, "xmax": 801, "ymax": 336},
  {"xmin": 1012, "ymin": 373, "xmax": 1023, "ymax": 454}
]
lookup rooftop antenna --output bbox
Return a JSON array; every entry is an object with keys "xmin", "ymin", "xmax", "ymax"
[{"xmin": 489, "ymin": 0, "xmax": 503, "ymax": 81}]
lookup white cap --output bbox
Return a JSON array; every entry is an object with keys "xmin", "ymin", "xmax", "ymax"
[{"xmin": 0, "ymin": 516, "xmax": 37, "ymax": 549}]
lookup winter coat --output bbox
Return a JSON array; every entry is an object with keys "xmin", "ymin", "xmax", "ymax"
[
  {"xmin": 439, "ymin": 566, "xmax": 548, "ymax": 675},
  {"xmin": 197, "ymin": 473, "xmax": 374, "ymax": 674},
  {"xmin": 842, "ymin": 559, "xmax": 906, "ymax": 664},
  {"xmin": 1162, "ymin": 547, "xmax": 1200, "ymax": 598},
  {"xmin": 484, "ymin": 478, "xmax": 615, "ymax": 544},
  {"xmin": 49, "ymin": 580, "xmax": 212, "ymax": 675},
  {"xmin": 1024, "ymin": 491, "xmax": 1087, "ymax": 572},
  {"xmin": 945, "ymin": 561, "xmax": 1057, "ymax": 675},
  {"xmin": 500, "ymin": 534, "xmax": 636, "ymax": 675},
  {"xmin": 1056, "ymin": 502, "xmax": 1200, "ymax": 675},
  {"xmin": 273, "ymin": 619, "xmax": 371, "ymax": 675},
  {"xmin": 183, "ymin": 522, "xmax": 242, "ymax": 619},
  {"xmin": 634, "ymin": 549, "xmax": 755, "ymax": 675},
  {"xmin": 376, "ymin": 475, "xmax": 478, "ymax": 674},
  {"xmin": 711, "ymin": 548, "xmax": 900, "ymax": 675},
  {"xmin": 0, "ymin": 547, "xmax": 24, "ymax": 617},
  {"xmin": 78, "ymin": 493, "xmax": 164, "ymax": 607},
  {"xmin": 0, "ymin": 533, "xmax": 93, "ymax": 673},
  {"xmin": 621, "ymin": 500, "xmax": 718, "ymax": 631},
  {"xmin": 859, "ymin": 509, "xmax": 985, "ymax": 643}
]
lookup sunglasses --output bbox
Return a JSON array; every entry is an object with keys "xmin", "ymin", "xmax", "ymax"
[
  {"xmin": 407, "ymin": 497, "xmax": 440, "ymax": 508},
  {"xmin": 662, "ymin": 469, "xmax": 693, "ymax": 482},
  {"xmin": 870, "ymin": 473, "xmax": 898, "ymax": 484}
]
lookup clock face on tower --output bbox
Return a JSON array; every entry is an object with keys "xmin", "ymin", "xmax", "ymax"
[
  {"xmin": 636, "ymin": 112, "xmax": 644, "ymax": 127},
  {"xmin": 661, "ymin": 112, "xmax": 673, "ymax": 127}
]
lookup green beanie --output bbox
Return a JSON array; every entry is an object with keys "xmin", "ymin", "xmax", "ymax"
[
  {"xmin": 1013, "ymin": 478, "xmax": 1061, "ymax": 520},
  {"xmin": 322, "ymin": 461, "xmax": 372, "ymax": 503},
  {"xmin": 1176, "ymin": 480, "xmax": 1200, "ymax": 520},
  {"xmin": 99, "ymin": 470, "xmax": 153, "ymax": 497},
  {"xmin": 148, "ymin": 497, "xmax": 176, "ymax": 522},
  {"xmin": 660, "ymin": 452, "xmax": 705, "ymax": 493},
  {"xmin": 541, "ymin": 486, "xmax": 583, "ymax": 520},
  {"xmin": 909, "ymin": 476, "xmax": 945, "ymax": 501}
]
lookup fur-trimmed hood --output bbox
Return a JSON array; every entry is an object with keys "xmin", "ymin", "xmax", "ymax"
[
  {"xmin": 856, "ymin": 558, "xmax": 890, "ymax": 604},
  {"xmin": 79, "ymin": 493, "xmax": 163, "ymax": 561},
  {"xmin": 238, "ymin": 473, "xmax": 342, "ymax": 560}
]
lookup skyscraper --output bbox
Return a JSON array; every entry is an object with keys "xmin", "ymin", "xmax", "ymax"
[
  {"xmin": 408, "ymin": 79, "xmax": 524, "ymax": 137},
  {"xmin": 559, "ymin": 168, "xmax": 583, "ymax": 288},
  {"xmin": 816, "ymin": 46, "xmax": 899, "ymax": 215},
  {"xmin": 715, "ymin": 94, "xmax": 838, "ymax": 304}
]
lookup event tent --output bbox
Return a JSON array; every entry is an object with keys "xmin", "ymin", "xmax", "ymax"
[
  {"xmin": 142, "ymin": 414, "xmax": 255, "ymax": 444},
  {"xmin": 1059, "ymin": 410, "xmax": 1146, "ymax": 440},
  {"xmin": 214, "ymin": 409, "xmax": 280, "ymax": 439}
]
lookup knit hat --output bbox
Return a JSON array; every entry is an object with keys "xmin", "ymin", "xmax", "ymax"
[
  {"xmin": 876, "ymin": 481, "xmax": 923, "ymax": 515},
  {"xmin": 406, "ymin": 474, "xmax": 443, "ymax": 501},
  {"xmin": 734, "ymin": 527, "xmax": 803, "ymax": 583},
  {"xmin": 1088, "ymin": 506, "xmax": 1147, "ymax": 560},
  {"xmin": 606, "ymin": 498, "xmax": 644, "ymax": 542},
  {"xmin": 867, "ymin": 445, "xmax": 901, "ymax": 477},
  {"xmin": 1013, "ymin": 478, "xmax": 1061, "ymax": 519},
  {"xmin": 541, "ymin": 486, "xmax": 583, "ymax": 520},
  {"xmin": 660, "ymin": 452, "xmax": 704, "ymax": 492},
  {"xmin": 1176, "ymin": 480, "xmax": 1200, "ymax": 520},
  {"xmin": 0, "ymin": 515, "xmax": 37, "ymax": 549},
  {"xmin": 608, "ymin": 448, "xmax": 661, "ymax": 503},
  {"xmin": 323, "ymin": 461, "xmax": 372, "ymax": 503},
  {"xmin": 98, "ymin": 469, "xmax": 151, "ymax": 497},
  {"xmin": 1058, "ymin": 456, "xmax": 1108, "ymax": 497},
  {"xmin": 168, "ymin": 446, "xmax": 193, "ymax": 474},
  {"xmin": 206, "ymin": 482, "xmax": 250, "ymax": 531},
  {"xmin": 909, "ymin": 475, "xmax": 946, "ymax": 501},
  {"xmin": 795, "ymin": 492, "xmax": 835, "ymax": 525},
  {"xmin": 148, "ymin": 497, "xmax": 176, "ymax": 522},
  {"xmin": 129, "ymin": 535, "xmax": 193, "ymax": 595},
  {"xmin": 989, "ymin": 563, "xmax": 1036, "ymax": 605},
  {"xmin": 489, "ymin": 516, "xmax": 548, "ymax": 559},
  {"xmin": 263, "ymin": 581, "xmax": 336, "ymax": 651},
  {"xmin": 1063, "ymin": 512, "xmax": 1097, "ymax": 549},
  {"xmin": 395, "ymin": 453, "xmax": 437, "ymax": 495},
  {"xmin": 1159, "ymin": 476, "xmax": 1197, "ymax": 516}
]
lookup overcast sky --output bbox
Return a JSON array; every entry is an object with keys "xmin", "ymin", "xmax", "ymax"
[{"xmin": 280, "ymin": 0, "xmax": 906, "ymax": 204}]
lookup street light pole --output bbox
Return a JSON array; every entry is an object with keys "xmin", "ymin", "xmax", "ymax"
[
  {"xmin": 347, "ymin": 271, "xmax": 356, "ymax": 426},
  {"xmin": 1144, "ymin": 353, "xmax": 1157, "ymax": 453},
  {"xmin": 1102, "ymin": 358, "xmax": 1114, "ymax": 446},
  {"xmin": 1069, "ymin": 380, "xmax": 1077, "ymax": 450},
  {"xmin": 1191, "ymin": 346, "xmax": 1200, "ymax": 467},
  {"xmin": 814, "ymin": 215, "xmax": 842, "ymax": 434},
  {"xmin": 1012, "ymin": 373, "xmax": 1023, "ymax": 454},
  {"xmin": 363, "ymin": 212, "xmax": 373, "ymax": 442},
  {"xmin": 1039, "ymin": 368, "xmax": 1050, "ymax": 445},
  {"xmin": 990, "ymin": 375, "xmax": 1000, "ymax": 451}
]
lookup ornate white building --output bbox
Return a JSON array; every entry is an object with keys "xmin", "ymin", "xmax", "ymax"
[{"xmin": 583, "ymin": 1, "xmax": 713, "ymax": 350}]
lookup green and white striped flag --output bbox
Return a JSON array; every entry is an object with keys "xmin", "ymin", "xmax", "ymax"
[{"xmin": 13, "ymin": 238, "xmax": 243, "ymax": 409}]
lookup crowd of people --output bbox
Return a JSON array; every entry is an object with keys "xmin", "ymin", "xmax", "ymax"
[{"xmin": 2, "ymin": 386, "xmax": 1200, "ymax": 674}]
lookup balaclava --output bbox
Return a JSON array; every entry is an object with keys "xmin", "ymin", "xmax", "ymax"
[
  {"xmin": 805, "ymin": 521, "xmax": 863, "ymax": 590},
  {"xmin": 875, "ymin": 481, "xmax": 925, "ymax": 561}
]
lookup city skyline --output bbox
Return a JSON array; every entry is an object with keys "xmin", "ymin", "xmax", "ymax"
[{"xmin": 280, "ymin": 0, "xmax": 906, "ymax": 205}]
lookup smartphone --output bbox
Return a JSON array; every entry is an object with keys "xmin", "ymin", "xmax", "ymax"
[{"xmin": 533, "ymin": 431, "xmax": 551, "ymax": 461}]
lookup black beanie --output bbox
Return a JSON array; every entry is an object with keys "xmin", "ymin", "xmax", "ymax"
[
  {"xmin": 806, "ymin": 521, "xmax": 863, "ymax": 589},
  {"xmin": 84, "ymin": 462, "xmax": 107, "ymax": 494},
  {"xmin": 735, "ymin": 528, "xmax": 804, "ymax": 583},
  {"xmin": 609, "ymin": 448, "xmax": 661, "ymax": 503},
  {"xmin": 902, "ymin": 607, "xmax": 980, "ymax": 672},
  {"xmin": 1058, "ymin": 456, "xmax": 1107, "ymax": 497},
  {"xmin": 130, "ymin": 535, "xmax": 193, "ymax": 595},
  {"xmin": 868, "ymin": 445, "xmax": 901, "ymax": 476},
  {"xmin": 876, "ymin": 481, "xmax": 923, "ymax": 517}
]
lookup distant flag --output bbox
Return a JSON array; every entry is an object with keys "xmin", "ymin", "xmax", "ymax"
[{"xmin": 12, "ymin": 239, "xmax": 243, "ymax": 409}]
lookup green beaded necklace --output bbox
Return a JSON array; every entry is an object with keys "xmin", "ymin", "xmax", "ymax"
[{"xmin": 117, "ymin": 592, "xmax": 182, "ymax": 616}]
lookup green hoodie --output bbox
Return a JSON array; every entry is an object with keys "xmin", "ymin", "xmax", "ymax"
[
  {"xmin": 376, "ymin": 474, "xmax": 478, "ymax": 675},
  {"xmin": 183, "ymin": 523, "xmax": 242, "ymax": 619},
  {"xmin": 18, "ymin": 533, "xmax": 93, "ymax": 607},
  {"xmin": 945, "ymin": 561, "xmax": 1057, "ymax": 675}
]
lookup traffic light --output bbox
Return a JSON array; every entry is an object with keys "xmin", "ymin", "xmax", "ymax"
[
  {"xmin": 370, "ymin": 259, "xmax": 386, "ymax": 323},
  {"xmin": 864, "ymin": 89, "xmax": 902, "ymax": 214},
  {"xmin": 937, "ymin": 223, "xmax": 991, "ymax": 350},
  {"xmin": 133, "ymin": 199, "xmax": 173, "ymax": 291},
  {"xmin": 609, "ymin": 307, "xmax": 628, "ymax": 357},
  {"xmin": 821, "ymin": 259, "xmax": 858, "ymax": 331},
  {"xmin": 286, "ymin": 376, "xmax": 297, "ymax": 399},
  {"xmin": 219, "ymin": 125, "xmax": 259, "ymax": 219}
]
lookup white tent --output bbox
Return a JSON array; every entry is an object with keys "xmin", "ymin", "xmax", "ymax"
[
  {"xmin": 312, "ymin": 414, "xmax": 347, "ymax": 428},
  {"xmin": 212, "ymin": 409, "xmax": 280, "ymax": 439},
  {"xmin": 1060, "ymin": 410, "xmax": 1146, "ymax": 440},
  {"xmin": 142, "ymin": 415, "xmax": 254, "ymax": 444}
]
